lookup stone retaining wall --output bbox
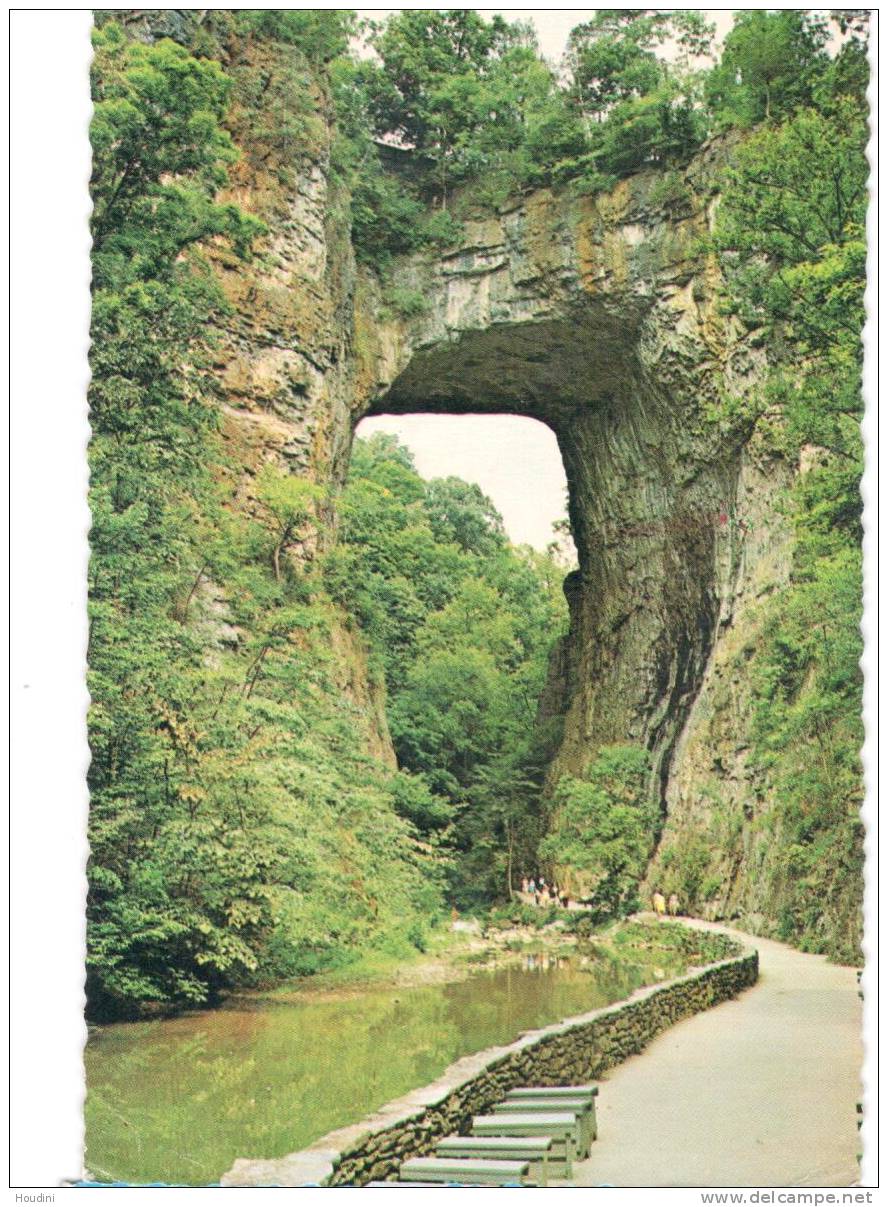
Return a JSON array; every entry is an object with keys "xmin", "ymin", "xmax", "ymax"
[{"xmin": 222, "ymin": 936, "xmax": 758, "ymax": 1186}]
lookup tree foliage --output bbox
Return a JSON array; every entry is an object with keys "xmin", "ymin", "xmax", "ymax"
[
  {"xmin": 540, "ymin": 746, "xmax": 657, "ymax": 918},
  {"xmin": 711, "ymin": 23, "xmax": 868, "ymax": 960},
  {"xmin": 87, "ymin": 27, "xmax": 447, "ymax": 1019},
  {"xmin": 705, "ymin": 11, "xmax": 829, "ymax": 126},
  {"xmin": 330, "ymin": 434, "xmax": 569, "ymax": 904}
]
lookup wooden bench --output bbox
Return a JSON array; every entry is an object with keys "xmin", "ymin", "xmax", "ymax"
[
  {"xmin": 506, "ymin": 1084, "xmax": 598, "ymax": 1102},
  {"xmin": 493, "ymin": 1097, "xmax": 594, "ymax": 1156},
  {"xmin": 399, "ymin": 1157, "xmax": 532, "ymax": 1186},
  {"xmin": 437, "ymin": 1136, "xmax": 554, "ymax": 1186},
  {"xmin": 471, "ymin": 1112, "xmax": 580, "ymax": 1174},
  {"xmin": 504, "ymin": 1086, "xmax": 598, "ymax": 1146}
]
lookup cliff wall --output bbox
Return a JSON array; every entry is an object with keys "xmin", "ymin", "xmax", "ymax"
[{"xmin": 121, "ymin": 13, "xmax": 856, "ymax": 956}]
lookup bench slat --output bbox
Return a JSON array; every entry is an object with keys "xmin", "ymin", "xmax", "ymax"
[
  {"xmin": 473, "ymin": 1112, "xmax": 578, "ymax": 1130},
  {"xmin": 401, "ymin": 1159, "xmax": 529, "ymax": 1173},
  {"xmin": 507, "ymin": 1085, "xmax": 598, "ymax": 1099},
  {"xmin": 471, "ymin": 1115, "xmax": 576, "ymax": 1176},
  {"xmin": 438, "ymin": 1137, "xmax": 553, "ymax": 1155},
  {"xmin": 399, "ymin": 1157, "xmax": 531, "ymax": 1186},
  {"xmin": 436, "ymin": 1137, "xmax": 552, "ymax": 1187},
  {"xmin": 493, "ymin": 1098, "xmax": 593, "ymax": 1156}
]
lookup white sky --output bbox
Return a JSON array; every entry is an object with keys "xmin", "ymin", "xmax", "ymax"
[{"xmin": 357, "ymin": 413, "xmax": 569, "ymax": 550}]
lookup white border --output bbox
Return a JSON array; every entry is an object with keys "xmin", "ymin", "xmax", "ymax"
[
  {"xmin": 7, "ymin": 3, "xmax": 880, "ymax": 1196},
  {"xmin": 9, "ymin": 6, "xmax": 93, "ymax": 1189}
]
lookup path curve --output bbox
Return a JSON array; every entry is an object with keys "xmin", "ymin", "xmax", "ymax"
[{"xmin": 573, "ymin": 920, "xmax": 862, "ymax": 1188}]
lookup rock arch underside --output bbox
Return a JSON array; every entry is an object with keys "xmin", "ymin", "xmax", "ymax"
[{"xmin": 208, "ymin": 49, "xmax": 809, "ymax": 940}]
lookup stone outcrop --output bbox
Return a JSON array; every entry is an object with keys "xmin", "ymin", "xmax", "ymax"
[
  {"xmin": 351, "ymin": 151, "xmax": 777, "ymax": 830},
  {"xmin": 221, "ymin": 933, "xmax": 758, "ymax": 1186}
]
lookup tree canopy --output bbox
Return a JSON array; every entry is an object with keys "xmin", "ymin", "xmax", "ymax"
[
  {"xmin": 330, "ymin": 434, "xmax": 569, "ymax": 904},
  {"xmin": 541, "ymin": 746, "xmax": 657, "ymax": 917}
]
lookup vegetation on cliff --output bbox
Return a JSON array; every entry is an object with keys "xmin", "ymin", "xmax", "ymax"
[
  {"xmin": 86, "ymin": 22, "xmax": 567, "ymax": 1016},
  {"xmin": 86, "ymin": 11, "xmax": 869, "ymax": 1017},
  {"xmin": 713, "ymin": 26, "xmax": 867, "ymax": 961},
  {"xmin": 87, "ymin": 26, "xmax": 447, "ymax": 1018},
  {"xmin": 541, "ymin": 746, "xmax": 658, "ymax": 919},
  {"xmin": 657, "ymin": 14, "xmax": 868, "ymax": 960}
]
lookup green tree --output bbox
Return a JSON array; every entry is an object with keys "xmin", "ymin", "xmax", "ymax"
[
  {"xmin": 710, "ymin": 25, "xmax": 868, "ymax": 960},
  {"xmin": 566, "ymin": 11, "xmax": 665, "ymax": 123},
  {"xmin": 254, "ymin": 467, "xmax": 323, "ymax": 582},
  {"xmin": 331, "ymin": 435, "xmax": 569, "ymax": 902},
  {"xmin": 705, "ymin": 11, "xmax": 829, "ymax": 126},
  {"xmin": 425, "ymin": 477, "xmax": 507, "ymax": 555},
  {"xmin": 235, "ymin": 10, "xmax": 356, "ymax": 62},
  {"xmin": 362, "ymin": 10, "xmax": 531, "ymax": 203},
  {"xmin": 87, "ymin": 25, "xmax": 276, "ymax": 1018},
  {"xmin": 540, "ymin": 746, "xmax": 656, "ymax": 917},
  {"xmin": 90, "ymin": 25, "xmax": 259, "ymax": 269},
  {"xmin": 88, "ymin": 24, "xmax": 450, "ymax": 1019},
  {"xmin": 714, "ymin": 92, "xmax": 868, "ymax": 531},
  {"xmin": 564, "ymin": 12, "xmax": 713, "ymax": 174}
]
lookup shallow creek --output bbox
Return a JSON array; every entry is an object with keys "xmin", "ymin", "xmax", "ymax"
[{"xmin": 85, "ymin": 945, "xmax": 690, "ymax": 1184}]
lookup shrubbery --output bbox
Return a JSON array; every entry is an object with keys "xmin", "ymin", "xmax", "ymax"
[{"xmin": 541, "ymin": 746, "xmax": 658, "ymax": 922}]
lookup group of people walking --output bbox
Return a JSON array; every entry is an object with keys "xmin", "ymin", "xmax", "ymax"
[
  {"xmin": 651, "ymin": 890, "xmax": 681, "ymax": 918},
  {"xmin": 517, "ymin": 877, "xmax": 682, "ymax": 917},
  {"xmin": 520, "ymin": 876, "xmax": 570, "ymax": 908}
]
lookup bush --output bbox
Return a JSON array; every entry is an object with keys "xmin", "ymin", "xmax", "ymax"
[
  {"xmin": 380, "ymin": 285, "xmax": 430, "ymax": 320},
  {"xmin": 484, "ymin": 902, "xmax": 562, "ymax": 931},
  {"xmin": 540, "ymin": 745, "xmax": 657, "ymax": 917}
]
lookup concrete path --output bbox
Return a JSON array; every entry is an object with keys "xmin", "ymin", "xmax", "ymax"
[{"xmin": 573, "ymin": 921, "xmax": 863, "ymax": 1188}]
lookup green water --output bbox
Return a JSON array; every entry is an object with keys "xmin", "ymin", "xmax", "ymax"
[{"xmin": 85, "ymin": 948, "xmax": 685, "ymax": 1184}]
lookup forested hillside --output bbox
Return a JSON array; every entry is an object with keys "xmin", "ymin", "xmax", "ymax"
[
  {"xmin": 648, "ymin": 12, "xmax": 868, "ymax": 961},
  {"xmin": 87, "ymin": 10, "xmax": 869, "ymax": 1019},
  {"xmin": 331, "ymin": 434, "xmax": 568, "ymax": 905}
]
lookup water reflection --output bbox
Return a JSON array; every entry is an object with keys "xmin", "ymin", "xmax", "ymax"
[
  {"xmin": 85, "ymin": 947, "xmax": 689, "ymax": 1184},
  {"xmin": 521, "ymin": 952, "xmax": 571, "ymax": 972}
]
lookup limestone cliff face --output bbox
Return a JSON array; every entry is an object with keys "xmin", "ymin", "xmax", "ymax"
[
  {"xmin": 354, "ymin": 148, "xmax": 765, "ymax": 819},
  {"xmin": 129, "ymin": 19, "xmax": 847, "ymax": 952},
  {"xmin": 210, "ymin": 87, "xmax": 800, "ymax": 942}
]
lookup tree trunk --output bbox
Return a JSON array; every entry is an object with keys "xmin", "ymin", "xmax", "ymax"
[{"xmin": 506, "ymin": 821, "xmax": 514, "ymax": 900}]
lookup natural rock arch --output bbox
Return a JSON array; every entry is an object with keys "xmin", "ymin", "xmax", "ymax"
[
  {"xmin": 213, "ymin": 119, "xmax": 788, "ymax": 889},
  {"xmin": 347, "ymin": 160, "xmax": 764, "ymax": 807}
]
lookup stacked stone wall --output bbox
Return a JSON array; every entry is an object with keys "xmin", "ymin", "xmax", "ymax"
[{"xmin": 222, "ymin": 939, "xmax": 758, "ymax": 1186}]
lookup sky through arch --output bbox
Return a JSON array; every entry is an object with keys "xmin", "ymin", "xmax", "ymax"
[{"xmin": 356, "ymin": 413, "xmax": 571, "ymax": 553}]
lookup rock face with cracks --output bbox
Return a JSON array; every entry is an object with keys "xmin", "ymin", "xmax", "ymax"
[
  {"xmin": 355, "ymin": 151, "xmax": 775, "ymax": 823},
  {"xmin": 213, "ymin": 103, "xmax": 795, "ymax": 938}
]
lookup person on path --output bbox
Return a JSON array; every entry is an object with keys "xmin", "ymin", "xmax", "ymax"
[
  {"xmin": 668, "ymin": 892, "xmax": 680, "ymax": 917},
  {"xmin": 652, "ymin": 890, "xmax": 667, "ymax": 919},
  {"xmin": 528, "ymin": 878, "xmax": 537, "ymax": 905}
]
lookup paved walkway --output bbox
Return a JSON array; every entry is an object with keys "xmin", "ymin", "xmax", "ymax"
[{"xmin": 573, "ymin": 921, "xmax": 863, "ymax": 1188}]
